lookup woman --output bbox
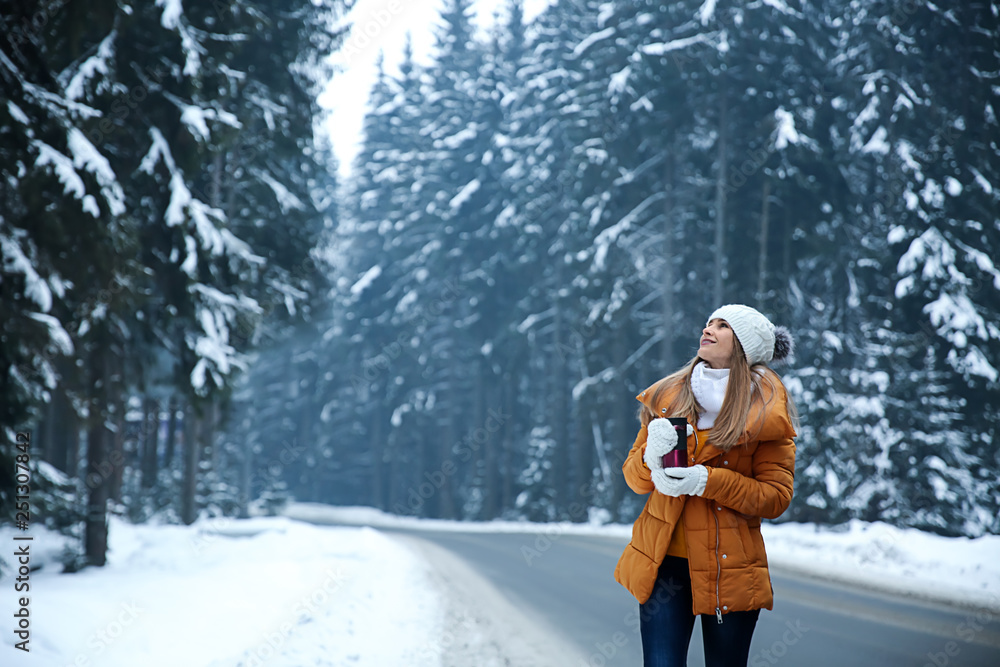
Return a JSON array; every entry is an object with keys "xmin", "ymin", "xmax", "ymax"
[{"xmin": 614, "ymin": 304, "xmax": 798, "ymax": 667}]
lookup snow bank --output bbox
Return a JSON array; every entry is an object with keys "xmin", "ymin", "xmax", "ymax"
[
  {"xmin": 0, "ymin": 516, "xmax": 443, "ymax": 666},
  {"xmin": 762, "ymin": 519, "xmax": 1000, "ymax": 611}
]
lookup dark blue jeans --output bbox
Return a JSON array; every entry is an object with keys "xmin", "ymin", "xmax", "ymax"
[{"xmin": 640, "ymin": 555, "xmax": 760, "ymax": 667}]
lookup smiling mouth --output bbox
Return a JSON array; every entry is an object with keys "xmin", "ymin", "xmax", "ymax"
[{"xmin": 701, "ymin": 339, "xmax": 714, "ymax": 346}]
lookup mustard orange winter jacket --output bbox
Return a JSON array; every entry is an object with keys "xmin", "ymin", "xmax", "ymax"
[{"xmin": 614, "ymin": 370, "xmax": 797, "ymax": 617}]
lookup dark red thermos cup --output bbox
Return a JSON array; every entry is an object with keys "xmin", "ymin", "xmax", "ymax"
[{"xmin": 661, "ymin": 417, "xmax": 689, "ymax": 468}]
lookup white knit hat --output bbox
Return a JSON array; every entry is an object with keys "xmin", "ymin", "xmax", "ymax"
[{"xmin": 708, "ymin": 304, "xmax": 794, "ymax": 366}]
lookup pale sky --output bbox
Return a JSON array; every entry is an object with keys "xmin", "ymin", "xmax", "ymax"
[{"xmin": 319, "ymin": 0, "xmax": 551, "ymax": 179}]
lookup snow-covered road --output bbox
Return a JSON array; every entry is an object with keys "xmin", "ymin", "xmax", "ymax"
[
  {"xmin": 395, "ymin": 533, "xmax": 590, "ymax": 666},
  {"xmin": 387, "ymin": 527, "xmax": 1000, "ymax": 667}
]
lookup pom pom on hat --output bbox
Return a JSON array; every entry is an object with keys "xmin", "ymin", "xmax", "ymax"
[
  {"xmin": 772, "ymin": 326, "xmax": 795, "ymax": 365},
  {"xmin": 708, "ymin": 304, "xmax": 791, "ymax": 366}
]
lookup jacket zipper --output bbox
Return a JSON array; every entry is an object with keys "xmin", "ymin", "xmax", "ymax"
[
  {"xmin": 692, "ymin": 427, "xmax": 724, "ymax": 624},
  {"xmin": 714, "ymin": 509, "xmax": 723, "ymax": 623}
]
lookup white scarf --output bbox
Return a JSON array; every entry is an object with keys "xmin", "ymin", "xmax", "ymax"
[{"xmin": 691, "ymin": 361, "xmax": 730, "ymax": 429}]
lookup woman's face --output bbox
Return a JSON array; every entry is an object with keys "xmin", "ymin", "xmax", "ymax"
[{"xmin": 698, "ymin": 318, "xmax": 735, "ymax": 368}]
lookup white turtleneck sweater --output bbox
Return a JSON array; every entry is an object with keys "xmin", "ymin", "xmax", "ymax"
[{"xmin": 691, "ymin": 361, "xmax": 730, "ymax": 429}]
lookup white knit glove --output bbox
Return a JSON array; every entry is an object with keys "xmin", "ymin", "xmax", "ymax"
[
  {"xmin": 651, "ymin": 465, "xmax": 709, "ymax": 497},
  {"xmin": 643, "ymin": 419, "xmax": 677, "ymax": 470}
]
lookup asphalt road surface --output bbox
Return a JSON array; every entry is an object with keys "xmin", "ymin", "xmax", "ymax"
[{"xmin": 391, "ymin": 528, "xmax": 1000, "ymax": 667}]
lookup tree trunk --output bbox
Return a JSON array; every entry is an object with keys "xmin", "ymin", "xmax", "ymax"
[
  {"xmin": 370, "ymin": 409, "xmax": 385, "ymax": 510},
  {"xmin": 204, "ymin": 399, "xmax": 218, "ymax": 474},
  {"xmin": 388, "ymin": 426, "xmax": 402, "ymax": 513},
  {"xmin": 66, "ymin": 407, "xmax": 80, "ymax": 479},
  {"xmin": 84, "ymin": 344, "xmax": 110, "ymax": 567},
  {"xmin": 37, "ymin": 399, "xmax": 53, "ymax": 467},
  {"xmin": 238, "ymin": 423, "xmax": 253, "ymax": 519},
  {"xmin": 572, "ymin": 389, "xmax": 593, "ymax": 522},
  {"xmin": 469, "ymin": 361, "xmax": 485, "ymax": 520},
  {"xmin": 782, "ymin": 206, "xmax": 792, "ymax": 308},
  {"xmin": 552, "ymin": 263, "xmax": 570, "ymax": 518},
  {"xmin": 610, "ymin": 415, "xmax": 632, "ymax": 523},
  {"xmin": 482, "ymin": 361, "xmax": 498, "ymax": 519},
  {"xmin": 141, "ymin": 397, "xmax": 159, "ymax": 488},
  {"xmin": 758, "ymin": 179, "xmax": 771, "ymax": 306},
  {"xmin": 661, "ymin": 152, "xmax": 677, "ymax": 373},
  {"xmin": 438, "ymin": 411, "xmax": 458, "ymax": 519},
  {"xmin": 109, "ymin": 397, "xmax": 126, "ymax": 504},
  {"xmin": 296, "ymin": 378, "xmax": 313, "ymax": 477},
  {"xmin": 714, "ymin": 84, "xmax": 728, "ymax": 306},
  {"xmin": 611, "ymin": 323, "xmax": 630, "ymax": 522},
  {"xmin": 500, "ymin": 369, "xmax": 515, "ymax": 514},
  {"xmin": 42, "ymin": 390, "xmax": 63, "ymax": 472},
  {"xmin": 165, "ymin": 395, "xmax": 178, "ymax": 467},
  {"xmin": 45, "ymin": 360, "xmax": 76, "ymax": 473},
  {"xmin": 181, "ymin": 403, "xmax": 200, "ymax": 525}
]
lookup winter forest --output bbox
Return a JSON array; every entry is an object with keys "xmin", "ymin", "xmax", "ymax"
[{"xmin": 1, "ymin": 0, "xmax": 999, "ymax": 571}]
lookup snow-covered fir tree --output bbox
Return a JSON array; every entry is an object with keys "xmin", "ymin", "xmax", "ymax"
[
  {"xmin": 0, "ymin": 0, "xmax": 349, "ymax": 564},
  {"xmin": 294, "ymin": 0, "xmax": 1000, "ymax": 534}
]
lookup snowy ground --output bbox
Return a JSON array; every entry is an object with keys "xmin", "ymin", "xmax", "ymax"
[
  {"xmin": 1, "ymin": 505, "xmax": 997, "ymax": 666},
  {"xmin": 0, "ymin": 516, "xmax": 447, "ymax": 667}
]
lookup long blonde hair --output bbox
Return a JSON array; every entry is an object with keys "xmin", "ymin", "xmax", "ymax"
[{"xmin": 639, "ymin": 336, "xmax": 797, "ymax": 450}]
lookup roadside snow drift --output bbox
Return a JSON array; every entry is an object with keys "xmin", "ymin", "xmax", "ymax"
[{"xmin": 0, "ymin": 517, "xmax": 443, "ymax": 666}]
